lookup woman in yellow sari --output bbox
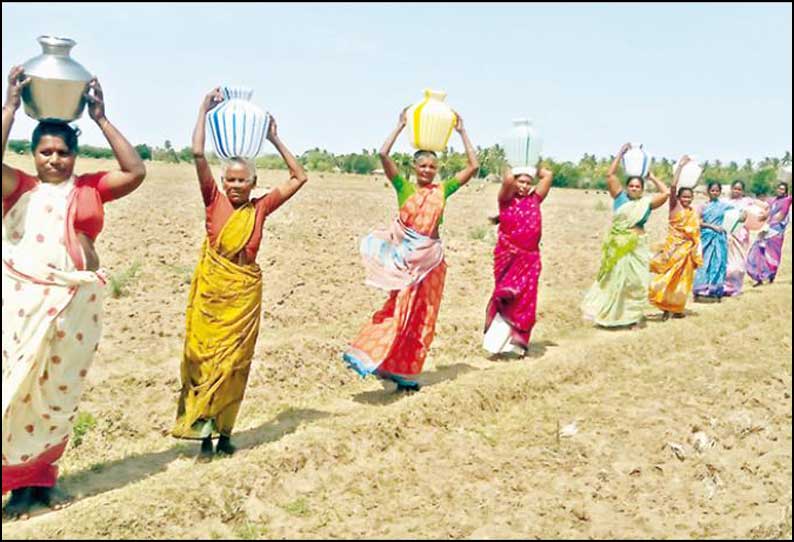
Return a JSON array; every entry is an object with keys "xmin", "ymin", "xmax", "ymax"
[
  {"xmin": 582, "ymin": 143, "xmax": 669, "ymax": 329},
  {"xmin": 172, "ymin": 89, "xmax": 308, "ymax": 461},
  {"xmin": 648, "ymin": 156, "xmax": 703, "ymax": 319}
]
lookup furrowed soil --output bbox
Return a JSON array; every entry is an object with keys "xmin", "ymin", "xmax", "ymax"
[{"xmin": 2, "ymin": 157, "xmax": 792, "ymax": 539}]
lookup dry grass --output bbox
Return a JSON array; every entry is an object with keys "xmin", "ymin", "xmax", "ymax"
[{"xmin": 2, "ymin": 157, "xmax": 791, "ymax": 539}]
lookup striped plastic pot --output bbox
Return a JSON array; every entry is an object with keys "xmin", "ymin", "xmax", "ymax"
[{"xmin": 206, "ymin": 86, "xmax": 269, "ymax": 160}]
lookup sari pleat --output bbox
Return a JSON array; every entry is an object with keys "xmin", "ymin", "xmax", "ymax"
[
  {"xmin": 173, "ymin": 204, "xmax": 262, "ymax": 439},
  {"xmin": 746, "ymin": 195, "xmax": 792, "ymax": 283},
  {"xmin": 344, "ymin": 184, "xmax": 449, "ymax": 385},
  {"xmin": 648, "ymin": 207, "xmax": 702, "ymax": 313},
  {"xmin": 693, "ymin": 200, "xmax": 733, "ymax": 298},
  {"xmin": 582, "ymin": 196, "xmax": 652, "ymax": 327},
  {"xmin": 485, "ymin": 193, "xmax": 542, "ymax": 351},
  {"xmin": 723, "ymin": 197, "xmax": 756, "ymax": 296},
  {"xmin": 2, "ymin": 179, "xmax": 105, "ymax": 494}
]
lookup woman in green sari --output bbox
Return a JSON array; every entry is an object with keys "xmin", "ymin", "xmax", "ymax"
[{"xmin": 582, "ymin": 142, "xmax": 669, "ymax": 328}]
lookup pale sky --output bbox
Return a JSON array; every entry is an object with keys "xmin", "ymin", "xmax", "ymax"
[{"xmin": 2, "ymin": 2, "xmax": 791, "ymax": 163}]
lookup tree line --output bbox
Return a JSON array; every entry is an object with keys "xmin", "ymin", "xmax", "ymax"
[{"xmin": 6, "ymin": 138, "xmax": 791, "ymax": 196}]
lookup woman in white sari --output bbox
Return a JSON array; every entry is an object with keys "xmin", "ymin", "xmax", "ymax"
[{"xmin": 2, "ymin": 66, "xmax": 146, "ymax": 517}]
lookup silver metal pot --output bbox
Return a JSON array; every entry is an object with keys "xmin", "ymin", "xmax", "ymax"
[{"xmin": 21, "ymin": 36, "xmax": 92, "ymax": 122}]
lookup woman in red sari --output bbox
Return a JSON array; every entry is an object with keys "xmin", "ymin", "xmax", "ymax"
[
  {"xmin": 483, "ymin": 166, "xmax": 553, "ymax": 357},
  {"xmin": 343, "ymin": 107, "xmax": 479, "ymax": 391}
]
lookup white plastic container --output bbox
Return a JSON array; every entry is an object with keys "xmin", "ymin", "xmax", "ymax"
[
  {"xmin": 673, "ymin": 155, "xmax": 703, "ymax": 189},
  {"xmin": 622, "ymin": 143, "xmax": 650, "ymax": 178},
  {"xmin": 503, "ymin": 118, "xmax": 542, "ymax": 177},
  {"xmin": 483, "ymin": 313, "xmax": 515, "ymax": 354},
  {"xmin": 405, "ymin": 89, "xmax": 457, "ymax": 152},
  {"xmin": 206, "ymin": 86, "xmax": 269, "ymax": 160}
]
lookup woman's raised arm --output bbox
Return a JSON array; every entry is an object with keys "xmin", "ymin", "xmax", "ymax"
[
  {"xmin": 378, "ymin": 107, "xmax": 408, "ymax": 182},
  {"xmin": 606, "ymin": 142, "xmax": 630, "ymax": 199},
  {"xmin": 451, "ymin": 112, "xmax": 479, "ymax": 186},
  {"xmin": 2, "ymin": 66, "xmax": 30, "ymax": 198},
  {"xmin": 85, "ymin": 78, "xmax": 146, "ymax": 201}
]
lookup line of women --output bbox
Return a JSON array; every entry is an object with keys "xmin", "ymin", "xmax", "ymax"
[
  {"xmin": 585, "ymin": 143, "xmax": 792, "ymax": 329},
  {"xmin": 2, "ymin": 65, "xmax": 792, "ymax": 518}
]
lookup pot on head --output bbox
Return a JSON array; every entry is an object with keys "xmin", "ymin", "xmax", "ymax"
[{"xmin": 21, "ymin": 36, "xmax": 93, "ymax": 122}]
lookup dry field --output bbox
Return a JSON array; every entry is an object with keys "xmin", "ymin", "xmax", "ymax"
[{"xmin": 2, "ymin": 157, "xmax": 792, "ymax": 539}]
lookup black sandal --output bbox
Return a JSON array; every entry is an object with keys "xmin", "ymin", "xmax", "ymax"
[
  {"xmin": 3, "ymin": 487, "xmax": 35, "ymax": 518},
  {"xmin": 396, "ymin": 381, "xmax": 421, "ymax": 392}
]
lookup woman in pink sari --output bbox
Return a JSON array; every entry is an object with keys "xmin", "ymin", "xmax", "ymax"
[
  {"xmin": 747, "ymin": 182, "xmax": 793, "ymax": 286},
  {"xmin": 483, "ymin": 166, "xmax": 553, "ymax": 357}
]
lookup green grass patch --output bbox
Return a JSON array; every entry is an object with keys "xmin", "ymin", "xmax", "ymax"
[
  {"xmin": 72, "ymin": 411, "xmax": 97, "ymax": 447},
  {"xmin": 107, "ymin": 260, "xmax": 142, "ymax": 298},
  {"xmin": 234, "ymin": 522, "xmax": 269, "ymax": 540},
  {"xmin": 281, "ymin": 497, "xmax": 311, "ymax": 517},
  {"xmin": 162, "ymin": 262, "xmax": 194, "ymax": 285},
  {"xmin": 469, "ymin": 226, "xmax": 489, "ymax": 241}
]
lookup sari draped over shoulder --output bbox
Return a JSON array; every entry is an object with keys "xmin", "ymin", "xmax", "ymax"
[
  {"xmin": 173, "ymin": 203, "xmax": 263, "ymax": 439},
  {"xmin": 582, "ymin": 196, "xmax": 652, "ymax": 327},
  {"xmin": 648, "ymin": 207, "xmax": 703, "ymax": 313},
  {"xmin": 747, "ymin": 195, "xmax": 792, "ymax": 283},
  {"xmin": 360, "ymin": 218, "xmax": 444, "ymax": 292},
  {"xmin": 2, "ymin": 179, "xmax": 106, "ymax": 494},
  {"xmin": 693, "ymin": 200, "xmax": 733, "ymax": 298},
  {"xmin": 344, "ymin": 179, "xmax": 457, "ymax": 386}
]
